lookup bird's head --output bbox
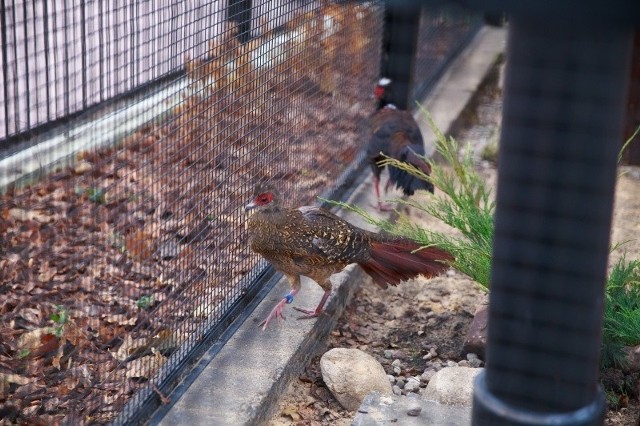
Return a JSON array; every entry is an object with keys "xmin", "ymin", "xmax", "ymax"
[
  {"xmin": 245, "ymin": 183, "xmax": 281, "ymax": 213},
  {"xmin": 374, "ymin": 77, "xmax": 392, "ymax": 101}
]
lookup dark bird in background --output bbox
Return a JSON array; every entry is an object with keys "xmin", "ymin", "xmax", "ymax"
[
  {"xmin": 367, "ymin": 77, "xmax": 434, "ymax": 211},
  {"xmin": 245, "ymin": 183, "xmax": 453, "ymax": 329}
]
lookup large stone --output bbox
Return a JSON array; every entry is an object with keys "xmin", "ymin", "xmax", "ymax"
[
  {"xmin": 320, "ymin": 348, "xmax": 392, "ymax": 411},
  {"xmin": 462, "ymin": 304, "xmax": 488, "ymax": 359},
  {"xmin": 422, "ymin": 367, "xmax": 482, "ymax": 407}
]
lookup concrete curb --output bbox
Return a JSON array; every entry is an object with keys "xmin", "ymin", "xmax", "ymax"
[{"xmin": 154, "ymin": 26, "xmax": 506, "ymax": 426}]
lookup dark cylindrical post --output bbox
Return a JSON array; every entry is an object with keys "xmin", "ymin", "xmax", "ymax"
[
  {"xmin": 380, "ymin": 0, "xmax": 421, "ymax": 109},
  {"xmin": 472, "ymin": 19, "xmax": 633, "ymax": 425},
  {"xmin": 228, "ymin": 0, "xmax": 252, "ymax": 43}
]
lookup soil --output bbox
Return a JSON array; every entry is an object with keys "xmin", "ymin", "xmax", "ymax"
[{"xmin": 268, "ymin": 70, "xmax": 640, "ymax": 426}]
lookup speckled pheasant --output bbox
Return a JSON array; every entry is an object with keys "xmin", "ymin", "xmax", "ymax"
[{"xmin": 245, "ymin": 183, "xmax": 454, "ymax": 329}]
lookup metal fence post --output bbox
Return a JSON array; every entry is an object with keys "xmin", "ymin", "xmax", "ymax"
[
  {"xmin": 228, "ymin": 0, "xmax": 252, "ymax": 43},
  {"xmin": 380, "ymin": 0, "xmax": 421, "ymax": 109},
  {"xmin": 470, "ymin": 16, "xmax": 633, "ymax": 426}
]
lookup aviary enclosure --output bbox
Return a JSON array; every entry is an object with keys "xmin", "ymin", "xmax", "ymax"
[{"xmin": 0, "ymin": 0, "xmax": 480, "ymax": 423}]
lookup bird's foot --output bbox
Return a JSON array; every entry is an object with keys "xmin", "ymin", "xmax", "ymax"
[
  {"xmin": 371, "ymin": 201, "xmax": 394, "ymax": 212},
  {"xmin": 260, "ymin": 298, "xmax": 288, "ymax": 330},
  {"xmin": 293, "ymin": 306, "xmax": 323, "ymax": 319}
]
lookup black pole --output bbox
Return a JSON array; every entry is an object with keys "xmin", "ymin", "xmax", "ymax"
[
  {"xmin": 380, "ymin": 0, "xmax": 421, "ymax": 109},
  {"xmin": 228, "ymin": 0, "xmax": 252, "ymax": 43},
  {"xmin": 472, "ymin": 18, "xmax": 633, "ymax": 426}
]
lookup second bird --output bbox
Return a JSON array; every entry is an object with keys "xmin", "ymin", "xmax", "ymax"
[
  {"xmin": 367, "ymin": 77, "xmax": 434, "ymax": 211},
  {"xmin": 245, "ymin": 183, "xmax": 453, "ymax": 330}
]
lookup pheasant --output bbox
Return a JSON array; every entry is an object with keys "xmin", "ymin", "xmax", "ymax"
[
  {"xmin": 245, "ymin": 183, "xmax": 453, "ymax": 329},
  {"xmin": 368, "ymin": 77, "xmax": 434, "ymax": 211}
]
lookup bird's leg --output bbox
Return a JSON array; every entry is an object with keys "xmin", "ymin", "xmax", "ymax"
[
  {"xmin": 372, "ymin": 175, "xmax": 394, "ymax": 212},
  {"xmin": 260, "ymin": 275, "xmax": 300, "ymax": 330},
  {"xmin": 293, "ymin": 288, "xmax": 331, "ymax": 319}
]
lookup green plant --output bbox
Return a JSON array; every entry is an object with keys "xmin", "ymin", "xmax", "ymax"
[
  {"xmin": 136, "ymin": 295, "xmax": 155, "ymax": 310},
  {"xmin": 50, "ymin": 305, "xmax": 69, "ymax": 338},
  {"xmin": 601, "ymin": 257, "xmax": 640, "ymax": 369}
]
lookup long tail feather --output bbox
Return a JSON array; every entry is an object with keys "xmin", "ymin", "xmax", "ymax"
[
  {"xmin": 358, "ymin": 239, "xmax": 453, "ymax": 289},
  {"xmin": 388, "ymin": 147, "xmax": 434, "ymax": 195}
]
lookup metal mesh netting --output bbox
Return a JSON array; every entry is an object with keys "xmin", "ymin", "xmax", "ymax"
[
  {"xmin": 0, "ymin": 1, "xmax": 480, "ymax": 423},
  {"xmin": 412, "ymin": 1, "xmax": 483, "ymax": 102}
]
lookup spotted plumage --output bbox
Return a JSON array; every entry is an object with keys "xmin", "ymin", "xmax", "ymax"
[{"xmin": 245, "ymin": 183, "xmax": 454, "ymax": 329}]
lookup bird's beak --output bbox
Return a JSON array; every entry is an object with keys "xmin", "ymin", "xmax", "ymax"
[{"xmin": 244, "ymin": 202, "xmax": 257, "ymax": 212}]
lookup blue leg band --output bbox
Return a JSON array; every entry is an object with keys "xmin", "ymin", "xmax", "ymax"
[{"xmin": 284, "ymin": 293, "xmax": 294, "ymax": 304}]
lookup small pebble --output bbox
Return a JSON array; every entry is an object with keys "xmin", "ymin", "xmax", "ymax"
[
  {"xmin": 392, "ymin": 385, "xmax": 402, "ymax": 396},
  {"xmin": 387, "ymin": 374, "xmax": 395, "ymax": 384},
  {"xmin": 391, "ymin": 359, "xmax": 402, "ymax": 367},
  {"xmin": 396, "ymin": 379, "xmax": 405, "ymax": 389},
  {"xmin": 384, "ymin": 350, "xmax": 394, "ymax": 359},
  {"xmin": 393, "ymin": 366, "xmax": 401, "ymax": 375},
  {"xmin": 422, "ymin": 352, "xmax": 434, "ymax": 361},
  {"xmin": 404, "ymin": 377, "xmax": 420, "ymax": 393},
  {"xmin": 467, "ymin": 353, "xmax": 484, "ymax": 368},
  {"xmin": 407, "ymin": 400, "xmax": 422, "ymax": 416},
  {"xmin": 447, "ymin": 360, "xmax": 457, "ymax": 367},
  {"xmin": 427, "ymin": 318, "xmax": 437, "ymax": 327},
  {"xmin": 458, "ymin": 360, "xmax": 470, "ymax": 367},
  {"xmin": 421, "ymin": 369, "xmax": 436, "ymax": 382}
]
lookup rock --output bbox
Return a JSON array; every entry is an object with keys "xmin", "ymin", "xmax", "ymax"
[
  {"xmin": 467, "ymin": 353, "xmax": 483, "ymax": 368},
  {"xmin": 393, "ymin": 366, "xmax": 401, "ymax": 375},
  {"xmin": 462, "ymin": 304, "xmax": 488, "ymax": 359},
  {"xmin": 624, "ymin": 345, "xmax": 640, "ymax": 371},
  {"xmin": 387, "ymin": 375, "xmax": 395, "ymax": 384},
  {"xmin": 396, "ymin": 379, "xmax": 405, "ymax": 389},
  {"xmin": 353, "ymin": 392, "xmax": 472, "ymax": 426},
  {"xmin": 384, "ymin": 350, "xmax": 393, "ymax": 359},
  {"xmin": 391, "ymin": 359, "xmax": 402, "ymax": 367},
  {"xmin": 422, "ymin": 367, "xmax": 482, "ymax": 407},
  {"xmin": 404, "ymin": 377, "xmax": 421, "ymax": 393},
  {"xmin": 320, "ymin": 348, "xmax": 392, "ymax": 411},
  {"xmin": 457, "ymin": 360, "xmax": 470, "ymax": 367},
  {"xmin": 392, "ymin": 385, "xmax": 402, "ymax": 396},
  {"xmin": 407, "ymin": 398, "xmax": 422, "ymax": 416},
  {"xmin": 421, "ymin": 369, "xmax": 436, "ymax": 383}
]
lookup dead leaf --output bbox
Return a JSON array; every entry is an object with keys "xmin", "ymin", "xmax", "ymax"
[
  {"xmin": 124, "ymin": 352, "xmax": 166, "ymax": 379},
  {"xmin": 113, "ymin": 335, "xmax": 151, "ymax": 362},
  {"xmin": 282, "ymin": 406, "xmax": 302, "ymax": 421},
  {"xmin": 104, "ymin": 314, "xmax": 137, "ymax": 326},
  {"xmin": 0, "ymin": 372, "xmax": 32, "ymax": 396},
  {"xmin": 8, "ymin": 208, "xmax": 52, "ymax": 223},
  {"xmin": 16, "ymin": 327, "xmax": 58, "ymax": 353},
  {"xmin": 125, "ymin": 230, "xmax": 155, "ymax": 260},
  {"xmin": 37, "ymin": 263, "xmax": 58, "ymax": 282}
]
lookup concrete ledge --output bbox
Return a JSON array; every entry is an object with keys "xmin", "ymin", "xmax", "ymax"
[{"xmin": 154, "ymin": 26, "xmax": 506, "ymax": 426}]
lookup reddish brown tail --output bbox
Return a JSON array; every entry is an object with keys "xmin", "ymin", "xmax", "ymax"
[{"xmin": 358, "ymin": 239, "xmax": 453, "ymax": 289}]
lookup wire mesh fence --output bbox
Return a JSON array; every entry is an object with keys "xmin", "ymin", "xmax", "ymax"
[
  {"xmin": 0, "ymin": 1, "xmax": 480, "ymax": 423},
  {"xmin": 412, "ymin": 0, "xmax": 483, "ymax": 103}
]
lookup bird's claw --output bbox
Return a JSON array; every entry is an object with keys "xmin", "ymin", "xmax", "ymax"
[
  {"xmin": 371, "ymin": 201, "xmax": 394, "ymax": 212},
  {"xmin": 260, "ymin": 299, "xmax": 288, "ymax": 330},
  {"xmin": 293, "ymin": 306, "xmax": 322, "ymax": 319}
]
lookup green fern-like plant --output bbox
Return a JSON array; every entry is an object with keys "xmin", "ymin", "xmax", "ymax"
[{"xmin": 602, "ymin": 258, "xmax": 640, "ymax": 369}]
